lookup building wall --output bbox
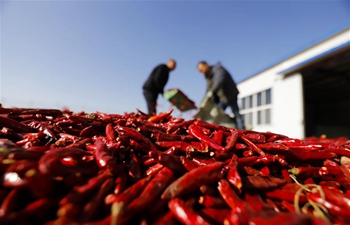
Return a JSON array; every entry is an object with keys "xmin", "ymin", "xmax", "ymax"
[{"xmin": 237, "ymin": 27, "xmax": 349, "ymax": 138}]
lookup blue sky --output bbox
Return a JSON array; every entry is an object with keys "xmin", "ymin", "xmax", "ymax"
[{"xmin": 1, "ymin": 0, "xmax": 349, "ymax": 117}]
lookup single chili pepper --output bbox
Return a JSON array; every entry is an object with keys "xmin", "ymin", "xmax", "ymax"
[
  {"xmin": 307, "ymin": 192, "xmax": 350, "ymax": 222},
  {"xmin": 211, "ymin": 150, "xmax": 232, "ymax": 161},
  {"xmin": 276, "ymin": 138, "xmax": 303, "ymax": 144},
  {"xmin": 180, "ymin": 156, "xmax": 198, "ymax": 171},
  {"xmin": 116, "ymin": 125, "xmax": 157, "ymax": 151},
  {"xmin": 244, "ymin": 133, "xmax": 266, "ymax": 143},
  {"xmin": 0, "ymin": 116, "xmax": 34, "ymax": 133},
  {"xmin": 55, "ymin": 119, "xmax": 76, "ymax": 127},
  {"xmin": 241, "ymin": 136, "xmax": 266, "ymax": 156},
  {"xmin": 242, "ymin": 176, "xmax": 286, "ymax": 190},
  {"xmin": 324, "ymin": 159, "xmax": 350, "ymax": 189},
  {"xmin": 264, "ymin": 189, "xmax": 307, "ymax": 204},
  {"xmin": 146, "ymin": 163, "xmax": 164, "ymax": 176},
  {"xmin": 7, "ymin": 149, "xmax": 44, "ymax": 161},
  {"xmin": 256, "ymin": 143, "xmax": 289, "ymax": 151},
  {"xmin": 248, "ymin": 211, "xmax": 314, "ymax": 225},
  {"xmin": 1, "ymin": 127, "xmax": 24, "ymax": 142},
  {"xmin": 237, "ymin": 155, "xmax": 259, "ymax": 166},
  {"xmin": 150, "ymin": 149, "xmax": 187, "ymax": 174},
  {"xmin": 166, "ymin": 119, "xmax": 195, "ymax": 134},
  {"xmin": 67, "ymin": 137, "xmax": 92, "ymax": 149},
  {"xmin": 80, "ymin": 126, "xmax": 98, "ymax": 138},
  {"xmin": 191, "ymin": 157, "xmax": 217, "ymax": 166},
  {"xmin": 265, "ymin": 198, "xmax": 281, "ymax": 213},
  {"xmin": 320, "ymin": 187, "xmax": 350, "ymax": 211},
  {"xmin": 60, "ymin": 172, "xmax": 113, "ymax": 205},
  {"xmin": 224, "ymin": 129, "xmax": 238, "ymax": 152},
  {"xmin": 288, "ymin": 149, "xmax": 337, "ymax": 161},
  {"xmin": 27, "ymin": 121, "xmax": 57, "ymax": 140},
  {"xmin": 187, "ymin": 124, "xmax": 225, "ymax": 151},
  {"xmin": 227, "ymin": 154, "xmax": 242, "ymax": 191},
  {"xmin": 198, "ymin": 195, "xmax": 228, "ymax": 208},
  {"xmin": 235, "ymin": 143, "xmax": 249, "ymax": 150},
  {"xmin": 244, "ymin": 192, "xmax": 274, "ymax": 211},
  {"xmin": 93, "ymin": 138, "xmax": 118, "ymax": 174},
  {"xmin": 79, "ymin": 178, "xmax": 114, "ymax": 222},
  {"xmin": 168, "ymin": 198, "xmax": 211, "ymax": 225},
  {"xmin": 199, "ymin": 185, "xmax": 219, "ymax": 196},
  {"xmin": 57, "ymin": 203, "xmax": 85, "ymax": 222},
  {"xmin": 288, "ymin": 166, "xmax": 321, "ymax": 178},
  {"xmin": 319, "ymin": 181, "xmax": 342, "ymax": 189},
  {"xmin": 211, "ymin": 129, "xmax": 224, "ymax": 146},
  {"xmin": 10, "ymin": 197, "xmax": 60, "ymax": 223},
  {"xmin": 162, "ymin": 161, "xmax": 223, "ymax": 200},
  {"xmin": 38, "ymin": 148, "xmax": 96, "ymax": 176},
  {"xmin": 126, "ymin": 167, "xmax": 176, "ymax": 214},
  {"xmin": 153, "ymin": 211, "xmax": 178, "ymax": 225},
  {"xmin": 0, "ymin": 188, "xmax": 20, "ymax": 217},
  {"xmin": 285, "ymin": 143, "xmax": 324, "ymax": 150},
  {"xmin": 148, "ymin": 108, "xmax": 174, "ymax": 123},
  {"xmin": 58, "ymin": 133, "xmax": 80, "ymax": 142},
  {"xmin": 198, "ymin": 208, "xmax": 230, "ymax": 225},
  {"xmin": 26, "ymin": 145, "xmax": 50, "ymax": 152},
  {"xmin": 129, "ymin": 149, "xmax": 141, "ymax": 179},
  {"xmin": 105, "ymin": 123, "xmax": 117, "ymax": 141},
  {"xmin": 152, "ymin": 131, "xmax": 197, "ymax": 142},
  {"xmin": 189, "ymin": 141, "xmax": 209, "ymax": 153},
  {"xmin": 193, "ymin": 120, "xmax": 227, "ymax": 131},
  {"xmin": 156, "ymin": 141, "xmax": 190, "ymax": 151},
  {"xmin": 243, "ymin": 166, "xmax": 262, "ymax": 176},
  {"xmin": 218, "ymin": 179, "xmax": 253, "ymax": 225},
  {"xmin": 114, "ymin": 164, "xmax": 128, "ymax": 195}
]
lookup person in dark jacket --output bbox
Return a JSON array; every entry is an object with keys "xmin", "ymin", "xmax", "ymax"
[
  {"xmin": 197, "ymin": 61, "xmax": 245, "ymax": 130},
  {"xmin": 143, "ymin": 59, "xmax": 176, "ymax": 115}
]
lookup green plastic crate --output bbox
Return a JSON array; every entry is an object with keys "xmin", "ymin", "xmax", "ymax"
[{"xmin": 163, "ymin": 89, "xmax": 196, "ymax": 112}]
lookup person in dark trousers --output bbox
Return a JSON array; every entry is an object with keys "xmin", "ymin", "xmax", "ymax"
[
  {"xmin": 142, "ymin": 59, "xmax": 176, "ymax": 115},
  {"xmin": 197, "ymin": 61, "xmax": 245, "ymax": 130}
]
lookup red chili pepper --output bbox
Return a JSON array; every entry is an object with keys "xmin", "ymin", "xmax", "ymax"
[
  {"xmin": 193, "ymin": 120, "xmax": 227, "ymax": 131},
  {"xmin": 289, "ymin": 149, "xmax": 337, "ymax": 161},
  {"xmin": 161, "ymin": 161, "xmax": 223, "ymax": 200},
  {"xmin": 153, "ymin": 211, "xmax": 178, "ymax": 225},
  {"xmin": 249, "ymin": 212, "xmax": 314, "ymax": 225},
  {"xmin": 218, "ymin": 179, "xmax": 252, "ymax": 224},
  {"xmin": 256, "ymin": 142, "xmax": 289, "ymax": 151},
  {"xmin": 224, "ymin": 129, "xmax": 238, "ymax": 152},
  {"xmin": 126, "ymin": 167, "xmax": 176, "ymax": 214},
  {"xmin": 116, "ymin": 125, "xmax": 157, "ymax": 151},
  {"xmin": 93, "ymin": 138, "xmax": 118, "ymax": 174},
  {"xmin": 0, "ymin": 188, "xmax": 20, "ymax": 217},
  {"xmin": 156, "ymin": 141, "xmax": 190, "ymax": 151},
  {"xmin": 307, "ymin": 192, "xmax": 350, "ymax": 222},
  {"xmin": 319, "ymin": 181, "xmax": 342, "ymax": 189},
  {"xmin": 198, "ymin": 195, "xmax": 228, "ymax": 208},
  {"xmin": 264, "ymin": 189, "xmax": 307, "ymax": 204},
  {"xmin": 265, "ymin": 198, "xmax": 281, "ymax": 213},
  {"xmin": 235, "ymin": 143, "xmax": 249, "ymax": 150},
  {"xmin": 180, "ymin": 156, "xmax": 198, "ymax": 171},
  {"xmin": 60, "ymin": 172, "xmax": 113, "ymax": 205},
  {"xmin": 152, "ymin": 131, "xmax": 197, "ymax": 142},
  {"xmin": 199, "ymin": 184, "xmax": 218, "ymax": 196},
  {"xmin": 244, "ymin": 193, "xmax": 274, "ymax": 211},
  {"xmin": 114, "ymin": 164, "xmax": 128, "ymax": 195},
  {"xmin": 198, "ymin": 208, "xmax": 230, "ymax": 224},
  {"xmin": 242, "ymin": 176, "xmax": 286, "ymax": 190},
  {"xmin": 148, "ymin": 108, "xmax": 174, "ymax": 122},
  {"xmin": 227, "ymin": 154, "xmax": 242, "ymax": 191},
  {"xmin": 168, "ymin": 198, "xmax": 210, "ymax": 225},
  {"xmin": 150, "ymin": 149, "xmax": 186, "ymax": 173},
  {"xmin": 324, "ymin": 159, "xmax": 350, "ymax": 189},
  {"xmin": 146, "ymin": 163, "xmax": 164, "ymax": 176},
  {"xmin": 105, "ymin": 123, "xmax": 117, "ymax": 141},
  {"xmin": 67, "ymin": 137, "xmax": 92, "ymax": 149},
  {"xmin": 27, "ymin": 121, "xmax": 57, "ymax": 140},
  {"xmin": 128, "ymin": 149, "xmax": 141, "ymax": 179},
  {"xmin": 166, "ymin": 119, "xmax": 195, "ymax": 134},
  {"xmin": 0, "ymin": 116, "xmax": 34, "ymax": 133},
  {"xmin": 39, "ymin": 148, "xmax": 95, "ymax": 176},
  {"xmin": 211, "ymin": 129, "xmax": 224, "ymax": 146},
  {"xmin": 187, "ymin": 124, "xmax": 225, "ymax": 151},
  {"xmin": 79, "ymin": 126, "xmax": 98, "ymax": 138},
  {"xmin": 288, "ymin": 166, "xmax": 321, "ymax": 178},
  {"xmin": 244, "ymin": 133, "xmax": 266, "ymax": 143},
  {"xmin": 79, "ymin": 178, "xmax": 114, "ymax": 222},
  {"xmin": 242, "ymin": 136, "xmax": 266, "ymax": 156}
]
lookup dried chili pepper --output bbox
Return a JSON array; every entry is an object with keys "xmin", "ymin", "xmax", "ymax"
[{"xmin": 188, "ymin": 124, "xmax": 225, "ymax": 151}]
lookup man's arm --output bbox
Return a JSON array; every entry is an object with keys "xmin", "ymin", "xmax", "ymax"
[{"xmin": 153, "ymin": 66, "xmax": 169, "ymax": 94}]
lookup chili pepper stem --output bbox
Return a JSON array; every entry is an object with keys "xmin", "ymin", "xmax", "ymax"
[{"xmin": 110, "ymin": 202, "xmax": 124, "ymax": 225}]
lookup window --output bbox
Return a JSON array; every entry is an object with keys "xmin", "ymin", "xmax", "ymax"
[
  {"xmin": 266, "ymin": 89, "xmax": 271, "ymax": 104},
  {"xmin": 265, "ymin": 109, "xmax": 271, "ymax": 124},
  {"xmin": 257, "ymin": 110, "xmax": 262, "ymax": 125},
  {"xmin": 248, "ymin": 95, "xmax": 253, "ymax": 108},
  {"xmin": 244, "ymin": 112, "xmax": 253, "ymax": 126},
  {"xmin": 257, "ymin": 92, "xmax": 262, "ymax": 106},
  {"xmin": 241, "ymin": 98, "xmax": 245, "ymax": 110}
]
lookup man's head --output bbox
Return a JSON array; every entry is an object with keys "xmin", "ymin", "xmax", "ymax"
[
  {"xmin": 167, "ymin": 59, "xmax": 176, "ymax": 71},
  {"xmin": 197, "ymin": 61, "xmax": 211, "ymax": 76}
]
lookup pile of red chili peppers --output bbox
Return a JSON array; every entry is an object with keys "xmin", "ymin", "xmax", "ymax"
[{"xmin": 0, "ymin": 107, "xmax": 350, "ymax": 225}]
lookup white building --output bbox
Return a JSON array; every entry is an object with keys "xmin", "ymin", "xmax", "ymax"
[{"xmin": 237, "ymin": 26, "xmax": 350, "ymax": 139}]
